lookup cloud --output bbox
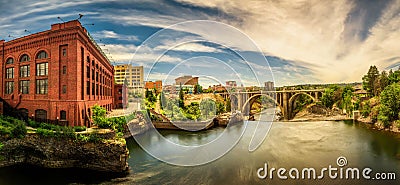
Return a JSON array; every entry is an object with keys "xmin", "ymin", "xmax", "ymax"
[
  {"xmin": 100, "ymin": 43, "xmax": 182, "ymax": 68},
  {"xmin": 92, "ymin": 30, "xmax": 138, "ymax": 41},
  {"xmin": 155, "ymin": 42, "xmax": 223, "ymax": 53},
  {"xmin": 2, "ymin": 0, "xmax": 400, "ymax": 86},
  {"xmin": 171, "ymin": 0, "xmax": 400, "ymax": 84}
]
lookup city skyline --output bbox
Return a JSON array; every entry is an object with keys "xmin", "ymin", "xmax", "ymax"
[{"xmin": 1, "ymin": 0, "xmax": 400, "ymax": 86}]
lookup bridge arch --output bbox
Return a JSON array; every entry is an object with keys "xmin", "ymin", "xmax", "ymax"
[
  {"xmin": 288, "ymin": 92, "xmax": 317, "ymax": 105},
  {"xmin": 241, "ymin": 94, "xmax": 283, "ymax": 116}
]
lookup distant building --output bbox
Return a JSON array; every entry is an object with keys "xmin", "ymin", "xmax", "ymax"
[
  {"xmin": 246, "ymin": 86, "xmax": 262, "ymax": 92},
  {"xmin": 176, "ymin": 84, "xmax": 195, "ymax": 94},
  {"xmin": 114, "ymin": 84, "xmax": 128, "ymax": 109},
  {"xmin": 114, "ymin": 64, "xmax": 144, "ymax": 95},
  {"xmin": 145, "ymin": 80, "xmax": 162, "ymax": 93},
  {"xmin": 226, "ymin": 81, "xmax": 237, "ymax": 87},
  {"xmin": 175, "ymin": 75, "xmax": 199, "ymax": 86},
  {"xmin": 264, "ymin": 81, "xmax": 275, "ymax": 91},
  {"xmin": 162, "ymin": 85, "xmax": 175, "ymax": 94},
  {"xmin": 207, "ymin": 84, "xmax": 226, "ymax": 92}
]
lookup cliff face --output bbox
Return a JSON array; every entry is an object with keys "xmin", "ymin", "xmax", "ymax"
[{"xmin": 0, "ymin": 134, "xmax": 129, "ymax": 173}]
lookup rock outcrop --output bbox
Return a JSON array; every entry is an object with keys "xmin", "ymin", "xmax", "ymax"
[{"xmin": 0, "ymin": 134, "xmax": 129, "ymax": 173}]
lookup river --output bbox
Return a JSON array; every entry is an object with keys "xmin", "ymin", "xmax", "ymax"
[{"xmin": 1, "ymin": 120, "xmax": 400, "ymax": 184}]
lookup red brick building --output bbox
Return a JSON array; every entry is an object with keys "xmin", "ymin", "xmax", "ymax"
[
  {"xmin": 145, "ymin": 80, "xmax": 162, "ymax": 93},
  {"xmin": 175, "ymin": 75, "xmax": 198, "ymax": 86},
  {"xmin": 0, "ymin": 20, "xmax": 114, "ymax": 127},
  {"xmin": 113, "ymin": 84, "xmax": 128, "ymax": 109}
]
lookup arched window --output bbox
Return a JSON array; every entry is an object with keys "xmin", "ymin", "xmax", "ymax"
[
  {"xmin": 20, "ymin": 54, "xmax": 30, "ymax": 62},
  {"xmin": 60, "ymin": 110, "xmax": 67, "ymax": 120},
  {"xmin": 6, "ymin": 58, "xmax": 14, "ymax": 64},
  {"xmin": 36, "ymin": 51, "xmax": 48, "ymax": 59},
  {"xmin": 35, "ymin": 109, "xmax": 47, "ymax": 120},
  {"xmin": 19, "ymin": 108, "xmax": 29, "ymax": 119}
]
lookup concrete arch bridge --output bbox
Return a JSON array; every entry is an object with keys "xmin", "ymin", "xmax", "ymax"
[{"xmin": 218, "ymin": 89, "xmax": 324, "ymax": 120}]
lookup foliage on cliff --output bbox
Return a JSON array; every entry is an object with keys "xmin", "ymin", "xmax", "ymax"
[
  {"xmin": 0, "ymin": 115, "xmax": 26, "ymax": 139},
  {"xmin": 91, "ymin": 104, "xmax": 135, "ymax": 135},
  {"xmin": 359, "ymin": 66, "xmax": 400, "ymax": 128}
]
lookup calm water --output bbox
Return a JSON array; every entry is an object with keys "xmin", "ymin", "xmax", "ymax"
[{"xmin": 1, "ymin": 120, "xmax": 400, "ymax": 185}]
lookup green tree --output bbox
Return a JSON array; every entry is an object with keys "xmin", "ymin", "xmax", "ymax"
[
  {"xmin": 200, "ymin": 99, "xmax": 216, "ymax": 119},
  {"xmin": 216, "ymin": 101, "xmax": 225, "ymax": 115},
  {"xmin": 362, "ymin": 65, "xmax": 380, "ymax": 97},
  {"xmin": 378, "ymin": 83, "xmax": 400, "ymax": 127},
  {"xmin": 159, "ymin": 92, "xmax": 167, "ymax": 110},
  {"xmin": 145, "ymin": 89, "xmax": 156, "ymax": 103},
  {"xmin": 341, "ymin": 86, "xmax": 354, "ymax": 114},
  {"xmin": 321, "ymin": 88, "xmax": 335, "ymax": 109},
  {"xmin": 194, "ymin": 84, "xmax": 203, "ymax": 94},
  {"xmin": 226, "ymin": 98, "xmax": 231, "ymax": 112},
  {"xmin": 179, "ymin": 87, "xmax": 185, "ymax": 108},
  {"xmin": 185, "ymin": 102, "xmax": 200, "ymax": 120},
  {"xmin": 379, "ymin": 70, "xmax": 389, "ymax": 92},
  {"xmin": 91, "ymin": 105, "xmax": 110, "ymax": 128},
  {"xmin": 388, "ymin": 69, "xmax": 400, "ymax": 85},
  {"xmin": 361, "ymin": 100, "xmax": 371, "ymax": 117}
]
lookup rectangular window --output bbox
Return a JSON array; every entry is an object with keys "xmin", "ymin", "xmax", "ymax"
[
  {"xmin": 87, "ymin": 66, "xmax": 90, "ymax": 78},
  {"xmin": 92, "ymin": 69, "xmax": 95, "ymax": 80},
  {"xmin": 62, "ymin": 48, "xmax": 67, "ymax": 56},
  {"xmin": 62, "ymin": 66, "xmax": 67, "ymax": 74},
  {"xmin": 6, "ymin": 68, "xmax": 14, "ymax": 79},
  {"xmin": 92, "ymin": 82, "xmax": 95, "ymax": 95},
  {"xmin": 96, "ymin": 72, "xmax": 99, "ymax": 82},
  {"xmin": 62, "ymin": 85, "xmax": 67, "ymax": 94},
  {"xmin": 20, "ymin": 65, "xmax": 30, "ymax": 77},
  {"xmin": 87, "ymin": 81, "xmax": 90, "ymax": 95},
  {"xmin": 96, "ymin": 84, "xmax": 99, "ymax": 95},
  {"xmin": 36, "ymin": 79, "xmax": 48, "ymax": 94},
  {"xmin": 36, "ymin": 63, "xmax": 48, "ymax": 76},
  {"xmin": 20, "ymin": 80, "xmax": 30, "ymax": 94},
  {"xmin": 5, "ymin": 81, "xmax": 14, "ymax": 94}
]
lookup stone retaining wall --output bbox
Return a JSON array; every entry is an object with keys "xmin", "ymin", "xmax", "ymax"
[{"xmin": 0, "ymin": 134, "xmax": 129, "ymax": 173}]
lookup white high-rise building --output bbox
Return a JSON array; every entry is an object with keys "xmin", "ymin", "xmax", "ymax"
[{"xmin": 114, "ymin": 64, "xmax": 144, "ymax": 95}]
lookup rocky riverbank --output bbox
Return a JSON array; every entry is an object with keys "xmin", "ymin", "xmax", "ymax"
[
  {"xmin": 290, "ymin": 104, "xmax": 400, "ymax": 134},
  {"xmin": 291, "ymin": 104, "xmax": 351, "ymax": 122},
  {"xmin": 0, "ymin": 133, "xmax": 129, "ymax": 173}
]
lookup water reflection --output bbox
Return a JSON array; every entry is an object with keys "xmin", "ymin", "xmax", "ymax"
[
  {"xmin": 127, "ymin": 121, "xmax": 400, "ymax": 185},
  {"xmin": 0, "ymin": 121, "xmax": 399, "ymax": 185}
]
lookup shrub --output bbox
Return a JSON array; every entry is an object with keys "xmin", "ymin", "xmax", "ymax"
[
  {"xmin": 125, "ymin": 112, "xmax": 136, "ymax": 122},
  {"xmin": 36, "ymin": 128, "xmax": 55, "ymax": 137},
  {"xmin": 12, "ymin": 122, "xmax": 27, "ymax": 138},
  {"xmin": 370, "ymin": 106, "xmax": 380, "ymax": 122},
  {"xmin": 378, "ymin": 114, "xmax": 390, "ymax": 128},
  {"xmin": 73, "ymin": 126, "xmax": 86, "ymax": 132},
  {"xmin": 88, "ymin": 133, "xmax": 102, "ymax": 143},
  {"xmin": 76, "ymin": 134, "xmax": 89, "ymax": 142},
  {"xmin": 0, "ymin": 125, "xmax": 12, "ymax": 136},
  {"xmin": 62, "ymin": 127, "xmax": 76, "ymax": 138},
  {"xmin": 394, "ymin": 120, "xmax": 400, "ymax": 128},
  {"xmin": 361, "ymin": 101, "xmax": 371, "ymax": 118},
  {"xmin": 27, "ymin": 119, "xmax": 40, "ymax": 128}
]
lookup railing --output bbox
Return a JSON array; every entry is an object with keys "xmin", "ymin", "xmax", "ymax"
[{"xmin": 86, "ymin": 32, "xmax": 111, "ymax": 63}]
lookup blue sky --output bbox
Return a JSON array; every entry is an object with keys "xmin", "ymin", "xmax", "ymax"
[{"xmin": 1, "ymin": 0, "xmax": 399, "ymax": 87}]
